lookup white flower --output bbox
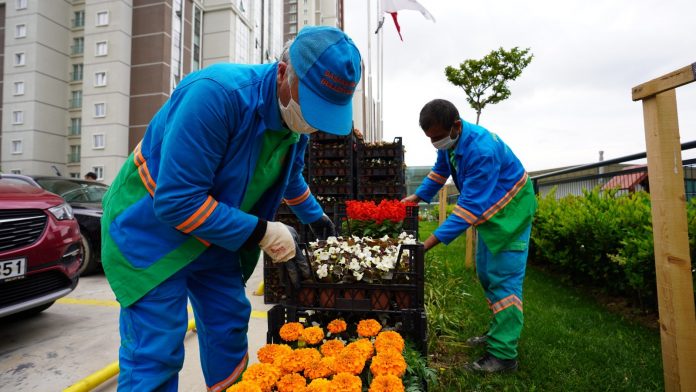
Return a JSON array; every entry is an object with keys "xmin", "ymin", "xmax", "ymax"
[
  {"xmin": 349, "ymin": 259, "xmax": 360, "ymax": 271},
  {"xmin": 316, "ymin": 264, "xmax": 329, "ymax": 279},
  {"xmin": 353, "ymin": 271, "xmax": 364, "ymax": 280}
]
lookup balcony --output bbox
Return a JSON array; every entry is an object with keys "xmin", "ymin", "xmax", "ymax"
[
  {"xmin": 70, "ymin": 72, "xmax": 83, "ymax": 82},
  {"xmin": 68, "ymin": 125, "xmax": 81, "ymax": 137},
  {"xmin": 69, "ymin": 99, "xmax": 82, "ymax": 109},
  {"xmin": 71, "ymin": 45, "xmax": 84, "ymax": 56},
  {"xmin": 67, "ymin": 153, "xmax": 81, "ymax": 163},
  {"xmin": 71, "ymin": 19, "xmax": 84, "ymax": 30}
]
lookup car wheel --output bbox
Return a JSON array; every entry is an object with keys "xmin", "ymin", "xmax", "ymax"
[{"xmin": 79, "ymin": 232, "xmax": 100, "ymax": 275}]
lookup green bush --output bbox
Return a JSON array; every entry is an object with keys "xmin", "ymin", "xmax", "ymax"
[{"xmin": 532, "ymin": 187, "xmax": 696, "ymax": 310}]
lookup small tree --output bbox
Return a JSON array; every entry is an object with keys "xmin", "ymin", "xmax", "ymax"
[{"xmin": 445, "ymin": 47, "xmax": 533, "ymax": 124}]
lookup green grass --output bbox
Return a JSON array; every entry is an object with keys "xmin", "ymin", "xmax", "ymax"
[{"xmin": 419, "ymin": 221, "xmax": 664, "ymax": 391}]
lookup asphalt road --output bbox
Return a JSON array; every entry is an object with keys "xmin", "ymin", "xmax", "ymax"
[{"xmin": 0, "ymin": 261, "xmax": 272, "ymax": 392}]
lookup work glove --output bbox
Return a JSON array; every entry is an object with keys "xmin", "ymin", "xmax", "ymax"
[
  {"xmin": 280, "ymin": 226, "xmax": 312, "ymax": 291},
  {"xmin": 259, "ymin": 221, "xmax": 296, "ymax": 263},
  {"xmin": 309, "ymin": 214, "xmax": 336, "ymax": 240}
]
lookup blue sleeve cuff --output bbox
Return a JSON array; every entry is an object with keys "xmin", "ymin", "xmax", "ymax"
[
  {"xmin": 434, "ymin": 213, "xmax": 471, "ymax": 244},
  {"xmin": 288, "ymin": 194, "xmax": 324, "ymax": 224}
]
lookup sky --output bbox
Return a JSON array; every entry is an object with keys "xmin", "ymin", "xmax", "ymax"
[{"xmin": 343, "ymin": 0, "xmax": 696, "ymax": 172}]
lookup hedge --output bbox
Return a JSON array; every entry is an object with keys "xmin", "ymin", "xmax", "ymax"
[{"xmin": 531, "ymin": 187, "xmax": 696, "ymax": 310}]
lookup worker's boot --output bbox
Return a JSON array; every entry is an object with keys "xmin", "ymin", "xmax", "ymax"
[
  {"xmin": 465, "ymin": 352, "xmax": 518, "ymax": 373},
  {"xmin": 465, "ymin": 332, "xmax": 488, "ymax": 347}
]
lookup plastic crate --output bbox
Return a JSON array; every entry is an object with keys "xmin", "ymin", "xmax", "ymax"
[
  {"xmin": 357, "ymin": 137, "xmax": 405, "ymax": 159},
  {"xmin": 267, "ymin": 303, "xmax": 428, "ymax": 357},
  {"xmin": 285, "ymin": 243, "xmax": 424, "ymax": 313}
]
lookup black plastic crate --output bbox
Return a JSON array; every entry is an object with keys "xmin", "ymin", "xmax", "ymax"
[
  {"xmin": 285, "ymin": 243, "xmax": 425, "ymax": 312},
  {"xmin": 267, "ymin": 303, "xmax": 428, "ymax": 357},
  {"xmin": 357, "ymin": 137, "xmax": 405, "ymax": 159}
]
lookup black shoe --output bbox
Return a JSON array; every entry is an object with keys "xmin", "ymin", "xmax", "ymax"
[
  {"xmin": 465, "ymin": 352, "xmax": 518, "ymax": 373},
  {"xmin": 465, "ymin": 333, "xmax": 488, "ymax": 347}
]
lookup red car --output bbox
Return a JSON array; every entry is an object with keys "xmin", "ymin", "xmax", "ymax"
[{"xmin": 0, "ymin": 178, "xmax": 82, "ymax": 318}]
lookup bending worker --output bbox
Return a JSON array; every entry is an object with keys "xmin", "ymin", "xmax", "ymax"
[
  {"xmin": 403, "ymin": 99, "xmax": 537, "ymax": 373},
  {"xmin": 101, "ymin": 26, "xmax": 360, "ymax": 391}
]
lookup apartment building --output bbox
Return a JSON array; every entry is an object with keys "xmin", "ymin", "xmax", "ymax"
[
  {"xmin": 0, "ymin": 0, "xmax": 285, "ymax": 183},
  {"xmin": 283, "ymin": 0, "xmax": 342, "ymax": 42}
]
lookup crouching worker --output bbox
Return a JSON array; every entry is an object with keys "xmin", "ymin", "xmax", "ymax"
[
  {"xmin": 403, "ymin": 99, "xmax": 537, "ymax": 373},
  {"xmin": 101, "ymin": 26, "xmax": 360, "ymax": 391}
]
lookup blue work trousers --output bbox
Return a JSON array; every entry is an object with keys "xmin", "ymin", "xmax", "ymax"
[{"xmin": 117, "ymin": 248, "xmax": 251, "ymax": 392}]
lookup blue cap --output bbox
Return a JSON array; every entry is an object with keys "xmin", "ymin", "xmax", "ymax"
[{"xmin": 290, "ymin": 26, "xmax": 362, "ymax": 135}]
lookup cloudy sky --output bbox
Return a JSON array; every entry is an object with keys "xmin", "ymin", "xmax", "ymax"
[{"xmin": 343, "ymin": 0, "xmax": 696, "ymax": 171}]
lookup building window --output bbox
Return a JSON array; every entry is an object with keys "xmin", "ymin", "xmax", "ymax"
[
  {"xmin": 94, "ymin": 103, "xmax": 106, "ymax": 118},
  {"xmin": 92, "ymin": 134, "xmax": 105, "ymax": 149},
  {"xmin": 11, "ymin": 140, "xmax": 23, "ymax": 154},
  {"xmin": 96, "ymin": 41, "xmax": 108, "ymax": 56},
  {"xmin": 14, "ymin": 81, "xmax": 25, "ymax": 96},
  {"xmin": 95, "ymin": 71, "xmax": 107, "ymax": 87},
  {"xmin": 70, "ymin": 90, "xmax": 82, "ymax": 109},
  {"xmin": 96, "ymin": 11, "xmax": 109, "ymax": 26},
  {"xmin": 72, "ymin": 63, "xmax": 84, "ymax": 81},
  {"xmin": 92, "ymin": 166, "xmax": 104, "ymax": 180},
  {"xmin": 15, "ymin": 24, "xmax": 27, "ymax": 38},
  {"xmin": 12, "ymin": 111, "xmax": 24, "ymax": 124},
  {"xmin": 10, "ymin": 169, "xmax": 22, "ymax": 174},
  {"xmin": 70, "ymin": 118, "xmax": 82, "ymax": 136},
  {"xmin": 69, "ymin": 145, "xmax": 81, "ymax": 163},
  {"xmin": 16, "ymin": 0, "xmax": 27, "ymax": 10},
  {"xmin": 14, "ymin": 52, "xmax": 26, "ymax": 66},
  {"xmin": 193, "ymin": 5, "xmax": 203, "ymax": 71},
  {"xmin": 72, "ymin": 37, "xmax": 84, "ymax": 55},
  {"xmin": 73, "ymin": 10, "xmax": 85, "ymax": 28},
  {"xmin": 70, "ymin": 172, "xmax": 80, "ymax": 179}
]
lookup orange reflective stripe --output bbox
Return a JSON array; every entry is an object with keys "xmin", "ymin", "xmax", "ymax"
[
  {"xmin": 207, "ymin": 352, "xmax": 248, "ymax": 392},
  {"xmin": 175, "ymin": 195, "xmax": 218, "ymax": 234},
  {"xmin": 133, "ymin": 142, "xmax": 156, "ymax": 197},
  {"xmin": 427, "ymin": 171, "xmax": 447, "ymax": 185},
  {"xmin": 453, "ymin": 205, "xmax": 478, "ymax": 225},
  {"xmin": 284, "ymin": 188, "xmax": 311, "ymax": 206},
  {"xmin": 478, "ymin": 173, "xmax": 528, "ymax": 224},
  {"xmin": 491, "ymin": 294, "xmax": 523, "ymax": 314}
]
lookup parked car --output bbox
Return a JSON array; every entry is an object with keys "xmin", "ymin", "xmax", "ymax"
[
  {"xmin": 0, "ymin": 178, "xmax": 82, "ymax": 318},
  {"xmin": 29, "ymin": 176, "xmax": 107, "ymax": 275}
]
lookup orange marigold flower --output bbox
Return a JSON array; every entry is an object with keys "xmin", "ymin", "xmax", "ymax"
[
  {"xmin": 279, "ymin": 322, "xmax": 304, "ymax": 342},
  {"xmin": 306, "ymin": 378, "xmax": 331, "ymax": 392},
  {"xmin": 257, "ymin": 344, "xmax": 293, "ymax": 364},
  {"xmin": 374, "ymin": 331, "xmax": 405, "ymax": 354},
  {"xmin": 370, "ymin": 350, "xmax": 407, "ymax": 378},
  {"xmin": 300, "ymin": 326, "xmax": 325, "ymax": 345},
  {"xmin": 226, "ymin": 380, "xmax": 262, "ymax": 392},
  {"xmin": 320, "ymin": 339, "xmax": 345, "ymax": 357},
  {"xmin": 327, "ymin": 319, "xmax": 347, "ymax": 334},
  {"xmin": 330, "ymin": 372, "xmax": 362, "ymax": 392},
  {"xmin": 368, "ymin": 374, "xmax": 405, "ymax": 392},
  {"xmin": 240, "ymin": 363, "xmax": 280, "ymax": 392},
  {"xmin": 276, "ymin": 373, "xmax": 307, "ymax": 392},
  {"xmin": 280, "ymin": 347, "xmax": 322, "ymax": 374},
  {"xmin": 356, "ymin": 319, "xmax": 382, "ymax": 337},
  {"xmin": 304, "ymin": 356, "xmax": 334, "ymax": 379},
  {"xmin": 332, "ymin": 346, "xmax": 366, "ymax": 375},
  {"xmin": 348, "ymin": 338, "xmax": 374, "ymax": 361}
]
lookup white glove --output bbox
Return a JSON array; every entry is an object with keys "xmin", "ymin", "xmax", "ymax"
[{"xmin": 259, "ymin": 221, "xmax": 296, "ymax": 263}]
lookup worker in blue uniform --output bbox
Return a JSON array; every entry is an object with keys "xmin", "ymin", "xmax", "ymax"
[
  {"xmin": 101, "ymin": 26, "xmax": 361, "ymax": 391},
  {"xmin": 404, "ymin": 99, "xmax": 537, "ymax": 373}
]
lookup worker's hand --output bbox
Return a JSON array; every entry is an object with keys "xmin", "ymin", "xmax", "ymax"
[
  {"xmin": 309, "ymin": 214, "xmax": 336, "ymax": 240},
  {"xmin": 259, "ymin": 222, "xmax": 296, "ymax": 263},
  {"xmin": 280, "ymin": 226, "xmax": 312, "ymax": 291},
  {"xmin": 401, "ymin": 194, "xmax": 421, "ymax": 204},
  {"xmin": 423, "ymin": 234, "xmax": 441, "ymax": 252}
]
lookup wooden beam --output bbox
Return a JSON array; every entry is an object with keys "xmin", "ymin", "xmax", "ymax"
[
  {"xmin": 438, "ymin": 188, "xmax": 446, "ymax": 224},
  {"xmin": 641, "ymin": 89, "xmax": 696, "ymax": 392},
  {"xmin": 465, "ymin": 228, "xmax": 475, "ymax": 269},
  {"xmin": 632, "ymin": 63, "xmax": 696, "ymax": 101}
]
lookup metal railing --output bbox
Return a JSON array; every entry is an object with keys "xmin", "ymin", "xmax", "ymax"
[{"xmin": 531, "ymin": 140, "xmax": 696, "ymax": 199}]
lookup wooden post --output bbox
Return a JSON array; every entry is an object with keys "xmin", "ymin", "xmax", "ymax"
[
  {"xmin": 635, "ymin": 67, "xmax": 696, "ymax": 391},
  {"xmin": 465, "ymin": 228, "xmax": 475, "ymax": 269},
  {"xmin": 438, "ymin": 188, "xmax": 446, "ymax": 224}
]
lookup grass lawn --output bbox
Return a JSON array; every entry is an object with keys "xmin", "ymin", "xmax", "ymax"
[{"xmin": 419, "ymin": 221, "xmax": 664, "ymax": 391}]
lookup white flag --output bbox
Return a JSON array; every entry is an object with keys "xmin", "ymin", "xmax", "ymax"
[{"xmin": 381, "ymin": 0, "xmax": 436, "ymax": 22}]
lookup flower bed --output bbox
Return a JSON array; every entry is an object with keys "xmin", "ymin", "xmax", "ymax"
[{"xmin": 260, "ymin": 305, "xmax": 432, "ymax": 392}]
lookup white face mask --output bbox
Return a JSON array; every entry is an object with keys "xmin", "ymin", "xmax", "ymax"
[
  {"xmin": 432, "ymin": 128, "xmax": 459, "ymax": 150},
  {"xmin": 279, "ymin": 76, "xmax": 318, "ymax": 134}
]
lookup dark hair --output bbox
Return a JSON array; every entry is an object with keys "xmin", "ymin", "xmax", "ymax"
[
  {"xmin": 85, "ymin": 172, "xmax": 97, "ymax": 179},
  {"xmin": 419, "ymin": 99, "xmax": 459, "ymax": 131}
]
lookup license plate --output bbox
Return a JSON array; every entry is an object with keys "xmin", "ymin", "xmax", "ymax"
[{"xmin": 0, "ymin": 257, "xmax": 26, "ymax": 281}]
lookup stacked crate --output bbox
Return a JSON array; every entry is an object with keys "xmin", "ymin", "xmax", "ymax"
[
  {"xmin": 357, "ymin": 137, "xmax": 406, "ymax": 201},
  {"xmin": 308, "ymin": 132, "xmax": 356, "ymax": 217}
]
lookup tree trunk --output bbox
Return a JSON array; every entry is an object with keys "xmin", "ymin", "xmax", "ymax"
[{"xmin": 476, "ymin": 111, "xmax": 481, "ymax": 124}]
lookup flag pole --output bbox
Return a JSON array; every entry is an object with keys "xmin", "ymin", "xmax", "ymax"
[{"xmin": 366, "ymin": 0, "xmax": 373, "ymax": 142}]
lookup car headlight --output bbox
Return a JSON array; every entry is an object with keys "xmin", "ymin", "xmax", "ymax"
[{"xmin": 49, "ymin": 203, "xmax": 74, "ymax": 221}]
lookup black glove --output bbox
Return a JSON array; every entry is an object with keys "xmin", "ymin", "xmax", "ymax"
[
  {"xmin": 309, "ymin": 214, "xmax": 336, "ymax": 240},
  {"xmin": 280, "ymin": 225, "xmax": 312, "ymax": 292}
]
